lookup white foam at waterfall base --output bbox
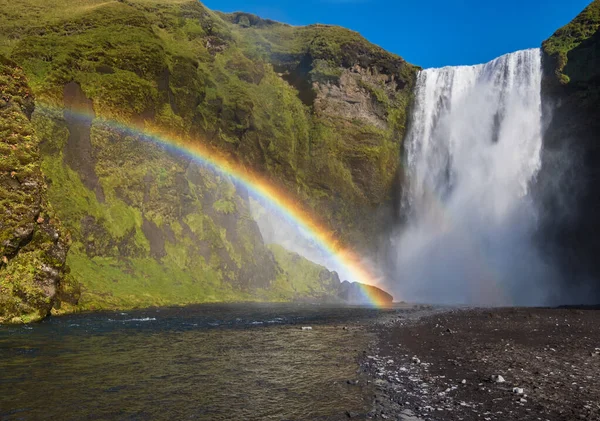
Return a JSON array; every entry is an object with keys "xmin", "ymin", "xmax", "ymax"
[{"xmin": 390, "ymin": 49, "xmax": 557, "ymax": 306}]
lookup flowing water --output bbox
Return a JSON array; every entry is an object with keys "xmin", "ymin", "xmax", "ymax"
[
  {"xmin": 390, "ymin": 49, "xmax": 555, "ymax": 305},
  {"xmin": 0, "ymin": 304, "xmax": 381, "ymax": 420}
]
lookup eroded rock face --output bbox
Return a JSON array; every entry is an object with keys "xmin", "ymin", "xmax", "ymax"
[
  {"xmin": 0, "ymin": 56, "xmax": 77, "ymax": 323},
  {"xmin": 220, "ymin": 17, "xmax": 418, "ymax": 249},
  {"xmin": 537, "ymin": 0, "xmax": 600, "ymax": 301},
  {"xmin": 314, "ymin": 66, "xmax": 392, "ymax": 131}
]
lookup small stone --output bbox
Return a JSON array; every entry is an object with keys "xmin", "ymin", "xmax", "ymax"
[
  {"xmin": 491, "ymin": 375, "xmax": 506, "ymax": 383},
  {"xmin": 301, "ymin": 326, "xmax": 312, "ymax": 331},
  {"xmin": 412, "ymin": 356, "xmax": 421, "ymax": 364},
  {"xmin": 513, "ymin": 387, "xmax": 524, "ymax": 395},
  {"xmin": 461, "ymin": 379, "xmax": 467, "ymax": 384}
]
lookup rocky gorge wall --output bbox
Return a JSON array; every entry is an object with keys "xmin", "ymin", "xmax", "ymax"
[
  {"xmin": 0, "ymin": 0, "xmax": 415, "ymax": 317},
  {"xmin": 537, "ymin": 0, "xmax": 600, "ymax": 302}
]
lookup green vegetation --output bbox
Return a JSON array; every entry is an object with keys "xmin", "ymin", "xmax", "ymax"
[
  {"xmin": 0, "ymin": 56, "xmax": 76, "ymax": 323},
  {"xmin": 0, "ymin": 0, "xmax": 417, "ymax": 248},
  {"xmin": 0, "ymin": 0, "xmax": 416, "ymax": 318},
  {"xmin": 218, "ymin": 13, "xmax": 418, "ymax": 245},
  {"xmin": 542, "ymin": 0, "xmax": 600, "ymax": 84},
  {"xmin": 267, "ymin": 244, "xmax": 340, "ymax": 301}
]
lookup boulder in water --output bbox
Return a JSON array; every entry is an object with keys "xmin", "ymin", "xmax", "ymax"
[{"xmin": 338, "ymin": 281, "xmax": 393, "ymax": 305}]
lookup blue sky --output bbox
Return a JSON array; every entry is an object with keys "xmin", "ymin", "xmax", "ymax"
[{"xmin": 202, "ymin": 0, "xmax": 591, "ymax": 68}]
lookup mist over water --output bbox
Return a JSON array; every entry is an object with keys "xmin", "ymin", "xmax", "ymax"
[
  {"xmin": 389, "ymin": 49, "xmax": 558, "ymax": 306},
  {"xmin": 249, "ymin": 199, "xmax": 356, "ymax": 282}
]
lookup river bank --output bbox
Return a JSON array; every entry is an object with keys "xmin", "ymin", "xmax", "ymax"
[
  {"xmin": 2, "ymin": 303, "xmax": 598, "ymax": 420},
  {"xmin": 362, "ymin": 307, "xmax": 600, "ymax": 421}
]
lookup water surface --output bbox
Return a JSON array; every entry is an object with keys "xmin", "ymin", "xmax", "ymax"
[{"xmin": 0, "ymin": 304, "xmax": 383, "ymax": 420}]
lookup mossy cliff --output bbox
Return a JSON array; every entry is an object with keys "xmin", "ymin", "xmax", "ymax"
[
  {"xmin": 542, "ymin": 0, "xmax": 600, "ymax": 85},
  {"xmin": 219, "ymin": 12, "xmax": 418, "ymax": 243},
  {"xmin": 538, "ymin": 0, "xmax": 600, "ymax": 300},
  {"xmin": 0, "ymin": 57, "xmax": 77, "ymax": 323},
  {"xmin": 268, "ymin": 244, "xmax": 342, "ymax": 302},
  {"xmin": 0, "ymin": 0, "xmax": 417, "ymax": 248},
  {"xmin": 0, "ymin": 0, "xmax": 415, "ymax": 317}
]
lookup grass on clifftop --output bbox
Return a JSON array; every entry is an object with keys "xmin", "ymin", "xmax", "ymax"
[
  {"xmin": 220, "ymin": 12, "xmax": 417, "ymax": 80},
  {"xmin": 543, "ymin": 0, "xmax": 600, "ymax": 84}
]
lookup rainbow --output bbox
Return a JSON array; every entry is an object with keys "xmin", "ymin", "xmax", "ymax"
[{"xmin": 38, "ymin": 103, "xmax": 391, "ymax": 307}]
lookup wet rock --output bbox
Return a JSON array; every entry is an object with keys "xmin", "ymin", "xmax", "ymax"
[
  {"xmin": 491, "ymin": 375, "xmax": 506, "ymax": 383},
  {"xmin": 398, "ymin": 409, "xmax": 425, "ymax": 421}
]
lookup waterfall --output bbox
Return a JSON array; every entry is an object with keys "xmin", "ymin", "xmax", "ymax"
[{"xmin": 390, "ymin": 49, "xmax": 555, "ymax": 305}]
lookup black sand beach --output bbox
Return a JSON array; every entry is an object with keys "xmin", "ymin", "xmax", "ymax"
[{"xmin": 362, "ymin": 307, "xmax": 600, "ymax": 421}]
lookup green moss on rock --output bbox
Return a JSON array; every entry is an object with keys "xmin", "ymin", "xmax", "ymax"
[
  {"xmin": 0, "ymin": 0, "xmax": 418, "ymax": 252},
  {"xmin": 267, "ymin": 244, "xmax": 341, "ymax": 301},
  {"xmin": 0, "ymin": 0, "xmax": 418, "ymax": 316},
  {"xmin": 542, "ymin": 0, "xmax": 600, "ymax": 84},
  {"xmin": 0, "ymin": 56, "xmax": 75, "ymax": 323}
]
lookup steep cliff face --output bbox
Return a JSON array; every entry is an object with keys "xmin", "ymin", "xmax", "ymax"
[
  {"xmin": 33, "ymin": 81, "xmax": 283, "ymax": 310},
  {"xmin": 220, "ymin": 14, "xmax": 418, "ymax": 246},
  {"xmin": 0, "ymin": 57, "xmax": 76, "ymax": 323},
  {"xmin": 0, "ymin": 0, "xmax": 412, "ymax": 315},
  {"xmin": 539, "ymin": 0, "xmax": 600, "ymax": 300}
]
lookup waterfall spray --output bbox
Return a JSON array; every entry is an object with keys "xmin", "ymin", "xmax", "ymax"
[{"xmin": 390, "ymin": 49, "xmax": 556, "ymax": 305}]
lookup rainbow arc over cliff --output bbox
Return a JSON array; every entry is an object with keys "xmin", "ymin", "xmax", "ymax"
[{"xmin": 40, "ymin": 103, "xmax": 391, "ymax": 307}]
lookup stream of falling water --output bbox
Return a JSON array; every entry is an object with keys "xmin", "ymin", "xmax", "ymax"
[{"xmin": 390, "ymin": 49, "xmax": 556, "ymax": 305}]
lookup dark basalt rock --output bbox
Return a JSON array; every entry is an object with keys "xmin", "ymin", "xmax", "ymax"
[
  {"xmin": 338, "ymin": 280, "xmax": 393, "ymax": 305},
  {"xmin": 537, "ymin": 0, "xmax": 600, "ymax": 302}
]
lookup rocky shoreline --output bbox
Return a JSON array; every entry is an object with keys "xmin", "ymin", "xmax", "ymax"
[{"xmin": 359, "ymin": 306, "xmax": 600, "ymax": 421}]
